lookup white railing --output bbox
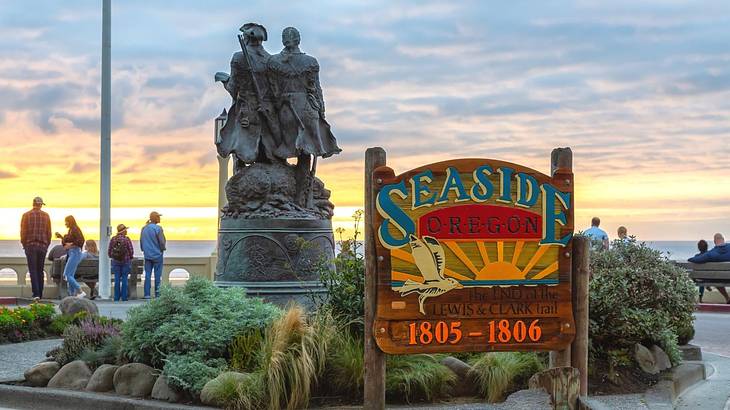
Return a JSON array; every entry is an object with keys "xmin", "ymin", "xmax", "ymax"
[{"xmin": 0, "ymin": 256, "xmax": 216, "ymax": 298}]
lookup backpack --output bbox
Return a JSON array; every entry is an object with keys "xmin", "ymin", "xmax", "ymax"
[{"xmin": 111, "ymin": 238, "xmax": 127, "ymax": 261}]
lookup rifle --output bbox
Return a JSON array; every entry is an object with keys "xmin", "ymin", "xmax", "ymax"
[{"xmin": 237, "ymin": 33, "xmax": 264, "ymax": 112}]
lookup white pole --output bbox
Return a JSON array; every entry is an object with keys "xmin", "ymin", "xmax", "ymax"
[{"xmin": 99, "ymin": 0, "xmax": 112, "ymax": 300}]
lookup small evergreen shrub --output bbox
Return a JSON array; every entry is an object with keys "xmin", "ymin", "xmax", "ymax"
[
  {"xmin": 590, "ymin": 239, "xmax": 696, "ymax": 368},
  {"xmin": 121, "ymin": 277, "xmax": 281, "ymax": 369},
  {"xmin": 164, "ymin": 353, "xmax": 227, "ymax": 396},
  {"xmin": 80, "ymin": 335, "xmax": 125, "ymax": 369}
]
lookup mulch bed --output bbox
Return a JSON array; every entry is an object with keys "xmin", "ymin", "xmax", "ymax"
[{"xmin": 588, "ymin": 358, "xmax": 660, "ymax": 395}]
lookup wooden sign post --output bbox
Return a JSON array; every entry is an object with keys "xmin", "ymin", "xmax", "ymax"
[{"xmin": 364, "ymin": 147, "xmax": 583, "ymax": 408}]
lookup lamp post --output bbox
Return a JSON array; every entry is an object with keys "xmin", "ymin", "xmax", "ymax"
[
  {"xmin": 98, "ymin": 0, "xmax": 112, "ymax": 300},
  {"xmin": 215, "ymin": 109, "xmax": 229, "ymax": 255}
]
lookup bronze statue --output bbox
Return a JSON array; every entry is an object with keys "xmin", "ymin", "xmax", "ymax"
[
  {"xmin": 268, "ymin": 27, "xmax": 341, "ymax": 206},
  {"xmin": 217, "ymin": 23, "xmax": 281, "ymax": 165},
  {"xmin": 214, "ymin": 23, "xmax": 339, "ymax": 306}
]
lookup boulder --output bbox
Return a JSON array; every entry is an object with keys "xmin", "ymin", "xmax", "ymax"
[
  {"xmin": 498, "ymin": 388, "xmax": 552, "ymax": 409},
  {"xmin": 440, "ymin": 356, "xmax": 476, "ymax": 396},
  {"xmin": 47, "ymin": 360, "xmax": 92, "ymax": 390},
  {"xmin": 151, "ymin": 375, "xmax": 182, "ymax": 403},
  {"xmin": 651, "ymin": 345, "xmax": 672, "ymax": 371},
  {"xmin": 113, "ymin": 363, "xmax": 158, "ymax": 397},
  {"xmin": 59, "ymin": 296, "xmax": 98, "ymax": 316},
  {"xmin": 635, "ymin": 343, "xmax": 659, "ymax": 374},
  {"xmin": 201, "ymin": 372, "xmax": 250, "ymax": 407},
  {"xmin": 24, "ymin": 361, "xmax": 60, "ymax": 387},
  {"xmin": 86, "ymin": 364, "xmax": 119, "ymax": 392}
]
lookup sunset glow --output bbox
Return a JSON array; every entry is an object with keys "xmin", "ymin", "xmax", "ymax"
[{"xmin": 1, "ymin": 1, "xmax": 729, "ymax": 241}]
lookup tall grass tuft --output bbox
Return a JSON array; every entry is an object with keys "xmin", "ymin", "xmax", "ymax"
[
  {"xmin": 323, "ymin": 323, "xmax": 364, "ymax": 398},
  {"xmin": 259, "ymin": 304, "xmax": 332, "ymax": 410},
  {"xmin": 468, "ymin": 352, "xmax": 545, "ymax": 402},
  {"xmin": 386, "ymin": 354, "xmax": 456, "ymax": 403}
]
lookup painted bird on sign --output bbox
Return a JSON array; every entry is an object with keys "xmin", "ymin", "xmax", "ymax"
[{"xmin": 397, "ymin": 234, "xmax": 463, "ymax": 315}]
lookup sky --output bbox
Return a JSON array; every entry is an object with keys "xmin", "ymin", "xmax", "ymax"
[{"xmin": 0, "ymin": 0, "xmax": 729, "ymax": 241}]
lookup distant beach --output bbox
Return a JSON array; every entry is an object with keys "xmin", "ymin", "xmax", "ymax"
[{"xmin": 0, "ymin": 239, "xmax": 699, "ymax": 261}]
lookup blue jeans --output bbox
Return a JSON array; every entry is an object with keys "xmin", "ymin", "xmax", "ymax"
[
  {"xmin": 144, "ymin": 257, "xmax": 163, "ymax": 298},
  {"xmin": 63, "ymin": 247, "xmax": 83, "ymax": 296},
  {"xmin": 112, "ymin": 261, "xmax": 131, "ymax": 301}
]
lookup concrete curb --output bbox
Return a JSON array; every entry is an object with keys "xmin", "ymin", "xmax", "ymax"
[
  {"xmin": 696, "ymin": 303, "xmax": 730, "ymax": 313},
  {"xmin": 0, "ymin": 384, "xmax": 216, "ymax": 410},
  {"xmin": 578, "ymin": 361, "xmax": 708, "ymax": 410}
]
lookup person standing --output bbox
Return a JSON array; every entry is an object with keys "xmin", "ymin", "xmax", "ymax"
[
  {"xmin": 109, "ymin": 224, "xmax": 134, "ymax": 302},
  {"xmin": 584, "ymin": 217, "xmax": 609, "ymax": 250},
  {"xmin": 140, "ymin": 211, "xmax": 166, "ymax": 299},
  {"xmin": 20, "ymin": 197, "xmax": 52, "ymax": 300},
  {"xmin": 56, "ymin": 215, "xmax": 86, "ymax": 298}
]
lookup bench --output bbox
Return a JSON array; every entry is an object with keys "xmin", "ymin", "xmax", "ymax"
[
  {"xmin": 51, "ymin": 258, "xmax": 144, "ymax": 299},
  {"xmin": 676, "ymin": 262, "xmax": 730, "ymax": 288}
]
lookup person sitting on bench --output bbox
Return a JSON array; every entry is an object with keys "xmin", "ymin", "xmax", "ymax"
[{"xmin": 689, "ymin": 233, "xmax": 730, "ymax": 303}]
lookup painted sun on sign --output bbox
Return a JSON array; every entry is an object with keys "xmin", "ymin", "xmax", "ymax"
[{"xmin": 376, "ymin": 160, "xmax": 572, "ymax": 316}]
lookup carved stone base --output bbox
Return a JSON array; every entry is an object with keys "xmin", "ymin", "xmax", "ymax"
[{"xmin": 215, "ymin": 218, "xmax": 334, "ymax": 306}]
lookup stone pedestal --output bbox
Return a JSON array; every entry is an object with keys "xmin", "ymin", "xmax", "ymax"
[{"xmin": 215, "ymin": 218, "xmax": 334, "ymax": 307}]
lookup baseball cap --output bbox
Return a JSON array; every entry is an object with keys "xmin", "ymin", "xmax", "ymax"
[
  {"xmin": 149, "ymin": 211, "xmax": 162, "ymax": 219},
  {"xmin": 117, "ymin": 224, "xmax": 128, "ymax": 233},
  {"xmin": 33, "ymin": 196, "xmax": 45, "ymax": 205}
]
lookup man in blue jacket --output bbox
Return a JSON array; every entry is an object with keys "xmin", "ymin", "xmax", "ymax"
[
  {"xmin": 689, "ymin": 233, "xmax": 730, "ymax": 303},
  {"xmin": 140, "ymin": 211, "xmax": 166, "ymax": 299}
]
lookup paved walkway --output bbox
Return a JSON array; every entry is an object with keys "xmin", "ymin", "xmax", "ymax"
[
  {"xmin": 676, "ymin": 352, "xmax": 730, "ymax": 410},
  {"xmin": 0, "ymin": 339, "xmax": 62, "ymax": 382}
]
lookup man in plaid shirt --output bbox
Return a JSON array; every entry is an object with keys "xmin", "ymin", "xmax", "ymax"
[{"xmin": 20, "ymin": 197, "xmax": 52, "ymax": 300}]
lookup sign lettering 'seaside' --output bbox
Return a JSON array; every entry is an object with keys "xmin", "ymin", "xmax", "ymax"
[{"xmin": 372, "ymin": 158, "xmax": 575, "ymax": 354}]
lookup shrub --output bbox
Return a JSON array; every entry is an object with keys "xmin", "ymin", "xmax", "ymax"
[
  {"xmin": 468, "ymin": 352, "xmax": 545, "ymax": 402},
  {"xmin": 1, "ymin": 303, "xmax": 63, "ymax": 343},
  {"xmin": 385, "ymin": 354, "xmax": 456, "ymax": 403},
  {"xmin": 48, "ymin": 311, "xmax": 89, "ymax": 335},
  {"xmin": 121, "ymin": 277, "xmax": 281, "ymax": 369},
  {"xmin": 323, "ymin": 330, "xmax": 364, "ymax": 398},
  {"xmin": 311, "ymin": 210, "xmax": 365, "ymax": 336},
  {"xmin": 590, "ymin": 239, "xmax": 696, "ymax": 367},
  {"xmin": 164, "ymin": 353, "xmax": 227, "ymax": 396},
  {"xmin": 80, "ymin": 335, "xmax": 125, "ymax": 369},
  {"xmin": 53, "ymin": 317, "xmax": 121, "ymax": 365},
  {"xmin": 229, "ymin": 329, "xmax": 265, "ymax": 373}
]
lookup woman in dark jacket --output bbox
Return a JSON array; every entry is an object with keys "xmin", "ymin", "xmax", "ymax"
[{"xmin": 55, "ymin": 215, "xmax": 86, "ymax": 298}]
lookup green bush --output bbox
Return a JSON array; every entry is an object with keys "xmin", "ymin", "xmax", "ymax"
[
  {"xmin": 164, "ymin": 353, "xmax": 227, "ymax": 396},
  {"xmin": 468, "ymin": 352, "xmax": 545, "ymax": 402},
  {"xmin": 1, "ymin": 303, "xmax": 61, "ymax": 343},
  {"xmin": 48, "ymin": 311, "xmax": 89, "ymax": 335},
  {"xmin": 121, "ymin": 277, "xmax": 281, "ymax": 369},
  {"xmin": 311, "ymin": 210, "xmax": 365, "ymax": 336},
  {"xmin": 80, "ymin": 335, "xmax": 125, "ymax": 369},
  {"xmin": 385, "ymin": 354, "xmax": 456, "ymax": 403},
  {"xmin": 323, "ymin": 330, "xmax": 364, "ymax": 398},
  {"xmin": 590, "ymin": 239, "xmax": 696, "ymax": 367}
]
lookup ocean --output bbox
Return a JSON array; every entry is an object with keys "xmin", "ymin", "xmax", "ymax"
[
  {"xmin": 0, "ymin": 240, "xmax": 700, "ymax": 261},
  {"xmin": 0, "ymin": 240, "xmax": 217, "ymax": 258}
]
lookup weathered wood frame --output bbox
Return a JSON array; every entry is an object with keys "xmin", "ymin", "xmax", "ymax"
[{"xmin": 363, "ymin": 147, "xmax": 588, "ymax": 408}]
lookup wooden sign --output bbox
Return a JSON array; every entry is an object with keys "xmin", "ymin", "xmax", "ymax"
[{"xmin": 369, "ymin": 154, "xmax": 575, "ymax": 354}]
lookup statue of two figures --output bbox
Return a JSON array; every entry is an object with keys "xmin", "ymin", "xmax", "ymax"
[
  {"xmin": 214, "ymin": 23, "xmax": 337, "ymax": 303},
  {"xmin": 216, "ymin": 23, "xmax": 340, "ymax": 220}
]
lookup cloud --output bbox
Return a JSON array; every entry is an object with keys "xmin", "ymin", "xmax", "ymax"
[{"xmin": 0, "ymin": 170, "xmax": 17, "ymax": 179}]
